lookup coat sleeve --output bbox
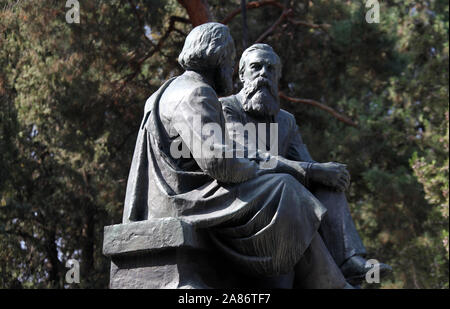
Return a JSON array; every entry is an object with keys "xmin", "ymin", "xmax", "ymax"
[
  {"xmin": 220, "ymin": 98, "xmax": 311, "ymax": 186},
  {"xmin": 286, "ymin": 121, "xmax": 316, "ymax": 163},
  {"xmin": 172, "ymin": 86, "xmax": 261, "ymax": 184}
]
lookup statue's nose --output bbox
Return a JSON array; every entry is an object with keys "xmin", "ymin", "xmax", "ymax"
[{"xmin": 259, "ymin": 67, "xmax": 268, "ymax": 78}]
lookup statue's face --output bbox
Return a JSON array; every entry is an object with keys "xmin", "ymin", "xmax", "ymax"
[
  {"xmin": 241, "ymin": 50, "xmax": 278, "ymax": 89},
  {"xmin": 240, "ymin": 50, "xmax": 280, "ymax": 117}
]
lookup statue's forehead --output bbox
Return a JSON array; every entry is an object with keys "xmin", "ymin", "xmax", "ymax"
[{"xmin": 245, "ymin": 50, "xmax": 278, "ymax": 65}]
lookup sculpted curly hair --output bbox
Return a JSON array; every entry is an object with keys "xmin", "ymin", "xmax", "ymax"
[{"xmin": 178, "ymin": 22, "xmax": 235, "ymax": 72}]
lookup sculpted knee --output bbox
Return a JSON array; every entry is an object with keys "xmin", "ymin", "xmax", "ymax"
[{"xmin": 273, "ymin": 173, "xmax": 299, "ymax": 186}]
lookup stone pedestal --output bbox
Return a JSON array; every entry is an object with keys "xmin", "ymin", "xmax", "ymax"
[
  {"xmin": 103, "ymin": 218, "xmax": 294, "ymax": 289},
  {"xmin": 103, "ymin": 218, "xmax": 208, "ymax": 288}
]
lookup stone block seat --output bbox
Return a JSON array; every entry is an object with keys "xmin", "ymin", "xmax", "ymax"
[{"xmin": 103, "ymin": 218, "xmax": 286, "ymax": 289}]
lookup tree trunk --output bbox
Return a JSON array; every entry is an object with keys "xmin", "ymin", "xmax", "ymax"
[
  {"xmin": 46, "ymin": 229, "xmax": 61, "ymax": 288},
  {"xmin": 81, "ymin": 204, "xmax": 95, "ymax": 285},
  {"xmin": 177, "ymin": 0, "xmax": 215, "ymax": 26}
]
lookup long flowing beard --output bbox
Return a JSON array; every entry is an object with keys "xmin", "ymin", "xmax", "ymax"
[{"xmin": 242, "ymin": 77, "xmax": 280, "ymax": 117}]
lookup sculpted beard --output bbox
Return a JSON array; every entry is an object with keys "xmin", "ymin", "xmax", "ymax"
[{"xmin": 242, "ymin": 77, "xmax": 280, "ymax": 117}]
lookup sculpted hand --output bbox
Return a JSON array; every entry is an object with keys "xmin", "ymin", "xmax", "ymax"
[{"xmin": 309, "ymin": 162, "xmax": 350, "ymax": 192}]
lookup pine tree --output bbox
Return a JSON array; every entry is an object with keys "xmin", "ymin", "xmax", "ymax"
[{"xmin": 0, "ymin": 0, "xmax": 448, "ymax": 288}]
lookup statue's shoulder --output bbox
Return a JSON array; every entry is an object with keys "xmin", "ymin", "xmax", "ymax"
[
  {"xmin": 277, "ymin": 109, "xmax": 297, "ymax": 126},
  {"xmin": 177, "ymin": 72, "xmax": 218, "ymax": 98},
  {"xmin": 159, "ymin": 74, "xmax": 219, "ymax": 110},
  {"xmin": 219, "ymin": 95, "xmax": 241, "ymax": 112},
  {"xmin": 144, "ymin": 77, "xmax": 177, "ymax": 114}
]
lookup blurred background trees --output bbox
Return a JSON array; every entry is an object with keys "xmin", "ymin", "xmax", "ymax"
[{"xmin": 0, "ymin": 0, "xmax": 448, "ymax": 288}]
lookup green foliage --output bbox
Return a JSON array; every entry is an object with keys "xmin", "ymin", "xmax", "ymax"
[
  {"xmin": 0, "ymin": 0, "xmax": 448, "ymax": 288},
  {"xmin": 0, "ymin": 0, "xmax": 186, "ymax": 288}
]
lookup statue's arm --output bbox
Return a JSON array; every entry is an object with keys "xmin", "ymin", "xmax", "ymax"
[
  {"xmin": 286, "ymin": 124, "xmax": 316, "ymax": 163},
  {"xmin": 286, "ymin": 122, "xmax": 350, "ymax": 192},
  {"xmin": 220, "ymin": 99, "xmax": 310, "ymax": 185},
  {"xmin": 173, "ymin": 87, "xmax": 264, "ymax": 184}
]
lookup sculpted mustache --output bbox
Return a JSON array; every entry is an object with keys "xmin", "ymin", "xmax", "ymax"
[
  {"xmin": 250, "ymin": 77, "xmax": 271, "ymax": 90},
  {"xmin": 245, "ymin": 77, "xmax": 277, "ymax": 98}
]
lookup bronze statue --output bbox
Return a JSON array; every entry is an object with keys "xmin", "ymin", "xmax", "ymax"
[
  {"xmin": 220, "ymin": 43, "xmax": 391, "ymax": 285},
  {"xmin": 120, "ymin": 23, "xmax": 355, "ymax": 288}
]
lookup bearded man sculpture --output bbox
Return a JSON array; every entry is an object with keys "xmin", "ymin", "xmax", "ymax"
[
  {"xmin": 110, "ymin": 22, "xmax": 358, "ymax": 289},
  {"xmin": 220, "ymin": 43, "xmax": 392, "ymax": 286}
]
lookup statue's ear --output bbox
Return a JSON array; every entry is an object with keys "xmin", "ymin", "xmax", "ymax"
[{"xmin": 239, "ymin": 69, "xmax": 245, "ymax": 84}]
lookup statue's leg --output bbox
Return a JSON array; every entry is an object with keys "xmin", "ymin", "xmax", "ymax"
[
  {"xmin": 293, "ymin": 232, "xmax": 349, "ymax": 289},
  {"xmin": 312, "ymin": 186, "xmax": 367, "ymax": 267},
  {"xmin": 312, "ymin": 186, "xmax": 392, "ymax": 285},
  {"xmin": 208, "ymin": 173, "xmax": 337, "ymax": 288}
]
